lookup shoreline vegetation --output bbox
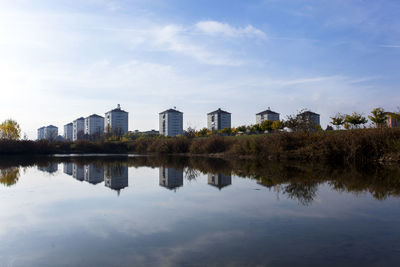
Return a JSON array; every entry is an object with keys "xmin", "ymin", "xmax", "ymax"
[{"xmin": 1, "ymin": 128, "xmax": 400, "ymax": 164}]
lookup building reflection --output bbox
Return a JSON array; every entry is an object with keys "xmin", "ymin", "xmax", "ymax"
[
  {"xmin": 72, "ymin": 163, "xmax": 84, "ymax": 181},
  {"xmin": 63, "ymin": 163, "xmax": 73, "ymax": 175},
  {"xmin": 38, "ymin": 163, "xmax": 58, "ymax": 174},
  {"xmin": 84, "ymin": 165, "xmax": 104, "ymax": 185},
  {"xmin": 208, "ymin": 173, "xmax": 232, "ymax": 190},
  {"xmin": 159, "ymin": 167, "xmax": 183, "ymax": 190},
  {"xmin": 105, "ymin": 164, "xmax": 128, "ymax": 193}
]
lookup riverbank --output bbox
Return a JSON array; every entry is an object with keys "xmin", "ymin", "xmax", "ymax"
[{"xmin": 1, "ymin": 128, "xmax": 400, "ymax": 164}]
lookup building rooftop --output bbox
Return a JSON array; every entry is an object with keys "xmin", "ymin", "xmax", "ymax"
[
  {"xmin": 74, "ymin": 117, "xmax": 85, "ymax": 121},
  {"xmin": 106, "ymin": 104, "xmax": 128, "ymax": 114},
  {"xmin": 87, "ymin": 114, "xmax": 104, "ymax": 118},
  {"xmin": 256, "ymin": 108, "xmax": 279, "ymax": 115},
  {"xmin": 299, "ymin": 111, "xmax": 320, "ymax": 116},
  {"xmin": 207, "ymin": 108, "xmax": 231, "ymax": 115},
  {"xmin": 64, "ymin": 122, "xmax": 73, "ymax": 126},
  {"xmin": 47, "ymin": 125, "xmax": 58, "ymax": 128},
  {"xmin": 159, "ymin": 108, "xmax": 183, "ymax": 114}
]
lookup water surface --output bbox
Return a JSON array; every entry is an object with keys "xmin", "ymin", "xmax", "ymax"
[{"xmin": 1, "ymin": 156, "xmax": 400, "ymax": 266}]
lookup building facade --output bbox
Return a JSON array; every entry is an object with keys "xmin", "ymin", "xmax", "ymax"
[
  {"xmin": 104, "ymin": 104, "xmax": 128, "ymax": 136},
  {"xmin": 159, "ymin": 167, "xmax": 184, "ymax": 190},
  {"xmin": 73, "ymin": 117, "xmax": 85, "ymax": 141},
  {"xmin": 64, "ymin": 123, "xmax": 73, "ymax": 141},
  {"xmin": 386, "ymin": 113, "xmax": 400, "ymax": 128},
  {"xmin": 256, "ymin": 108, "xmax": 280, "ymax": 124},
  {"xmin": 37, "ymin": 127, "xmax": 45, "ymax": 140},
  {"xmin": 207, "ymin": 108, "xmax": 231, "ymax": 131},
  {"xmin": 208, "ymin": 173, "xmax": 232, "ymax": 190},
  {"xmin": 44, "ymin": 125, "xmax": 58, "ymax": 140},
  {"xmin": 159, "ymin": 109, "xmax": 183, "ymax": 137},
  {"xmin": 85, "ymin": 114, "xmax": 105, "ymax": 136},
  {"xmin": 298, "ymin": 111, "xmax": 320, "ymax": 127},
  {"xmin": 84, "ymin": 164, "xmax": 105, "ymax": 184}
]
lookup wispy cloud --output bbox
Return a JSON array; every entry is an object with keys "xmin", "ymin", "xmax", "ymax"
[
  {"xmin": 195, "ymin": 20, "xmax": 266, "ymax": 39},
  {"xmin": 379, "ymin": 44, "xmax": 400, "ymax": 48}
]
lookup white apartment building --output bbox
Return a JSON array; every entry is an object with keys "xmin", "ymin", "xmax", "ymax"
[
  {"xmin": 73, "ymin": 117, "xmax": 85, "ymax": 141},
  {"xmin": 207, "ymin": 108, "xmax": 231, "ymax": 131},
  {"xmin": 105, "ymin": 164, "xmax": 128, "ymax": 192},
  {"xmin": 104, "ymin": 104, "xmax": 128, "ymax": 136},
  {"xmin": 44, "ymin": 125, "xmax": 58, "ymax": 140},
  {"xmin": 37, "ymin": 127, "xmax": 45, "ymax": 140},
  {"xmin": 159, "ymin": 167, "xmax": 184, "ymax": 190},
  {"xmin": 85, "ymin": 114, "xmax": 105, "ymax": 136},
  {"xmin": 256, "ymin": 108, "xmax": 280, "ymax": 124},
  {"xmin": 64, "ymin": 123, "xmax": 73, "ymax": 141},
  {"xmin": 159, "ymin": 108, "xmax": 183, "ymax": 137}
]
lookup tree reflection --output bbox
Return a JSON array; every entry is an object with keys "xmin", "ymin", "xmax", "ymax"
[
  {"xmin": 283, "ymin": 182, "xmax": 318, "ymax": 206},
  {"xmin": 0, "ymin": 167, "xmax": 20, "ymax": 187}
]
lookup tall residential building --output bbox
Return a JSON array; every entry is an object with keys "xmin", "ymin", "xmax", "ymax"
[
  {"xmin": 105, "ymin": 164, "xmax": 128, "ymax": 193},
  {"xmin": 85, "ymin": 114, "xmax": 105, "ymax": 136},
  {"xmin": 159, "ymin": 167, "xmax": 183, "ymax": 190},
  {"xmin": 159, "ymin": 108, "xmax": 183, "ymax": 137},
  {"xmin": 73, "ymin": 117, "xmax": 85, "ymax": 141},
  {"xmin": 104, "ymin": 104, "xmax": 128, "ymax": 136},
  {"xmin": 298, "ymin": 111, "xmax": 320, "ymax": 127},
  {"xmin": 44, "ymin": 125, "xmax": 58, "ymax": 140},
  {"xmin": 37, "ymin": 127, "xmax": 45, "ymax": 140},
  {"xmin": 84, "ymin": 164, "xmax": 104, "ymax": 185},
  {"xmin": 256, "ymin": 108, "xmax": 280, "ymax": 124},
  {"xmin": 64, "ymin": 123, "xmax": 73, "ymax": 141},
  {"xmin": 72, "ymin": 163, "xmax": 84, "ymax": 181},
  {"xmin": 207, "ymin": 108, "xmax": 231, "ymax": 131}
]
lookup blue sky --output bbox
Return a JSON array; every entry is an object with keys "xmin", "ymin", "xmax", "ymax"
[{"xmin": 0, "ymin": 0, "xmax": 399, "ymax": 138}]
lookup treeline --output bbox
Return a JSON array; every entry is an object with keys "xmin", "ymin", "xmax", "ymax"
[{"xmin": 1, "ymin": 127, "xmax": 400, "ymax": 164}]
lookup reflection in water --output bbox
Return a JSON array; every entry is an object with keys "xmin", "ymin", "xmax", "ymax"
[
  {"xmin": 37, "ymin": 163, "xmax": 58, "ymax": 174},
  {"xmin": 84, "ymin": 165, "xmax": 104, "ymax": 185},
  {"xmin": 72, "ymin": 163, "xmax": 84, "ymax": 181},
  {"xmin": 105, "ymin": 164, "xmax": 128, "ymax": 193},
  {"xmin": 159, "ymin": 167, "xmax": 183, "ymax": 190},
  {"xmin": 0, "ymin": 167, "xmax": 20, "ymax": 187},
  {"xmin": 63, "ymin": 163, "xmax": 72, "ymax": 175},
  {"xmin": 208, "ymin": 173, "xmax": 232, "ymax": 190}
]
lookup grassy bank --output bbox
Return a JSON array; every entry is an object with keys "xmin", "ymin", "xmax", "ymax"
[{"xmin": 1, "ymin": 128, "xmax": 400, "ymax": 164}]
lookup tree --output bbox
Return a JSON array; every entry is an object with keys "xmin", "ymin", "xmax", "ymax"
[
  {"xmin": 344, "ymin": 112, "xmax": 368, "ymax": 129},
  {"xmin": 368, "ymin": 107, "xmax": 386, "ymax": 128},
  {"xmin": 196, "ymin": 128, "xmax": 210, "ymax": 137},
  {"xmin": 260, "ymin": 120, "xmax": 273, "ymax": 132},
  {"xmin": 330, "ymin": 113, "xmax": 345, "ymax": 130},
  {"xmin": 0, "ymin": 119, "xmax": 21, "ymax": 140},
  {"xmin": 271, "ymin": 120, "xmax": 285, "ymax": 131}
]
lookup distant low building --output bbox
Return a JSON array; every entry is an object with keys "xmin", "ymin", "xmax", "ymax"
[
  {"xmin": 64, "ymin": 123, "xmax": 73, "ymax": 141},
  {"xmin": 85, "ymin": 114, "xmax": 105, "ymax": 137},
  {"xmin": 159, "ymin": 108, "xmax": 183, "ymax": 136},
  {"xmin": 73, "ymin": 117, "xmax": 85, "ymax": 141},
  {"xmin": 207, "ymin": 108, "xmax": 231, "ymax": 131},
  {"xmin": 386, "ymin": 112, "xmax": 400, "ymax": 128},
  {"xmin": 105, "ymin": 104, "xmax": 128, "ymax": 136},
  {"xmin": 256, "ymin": 108, "xmax": 280, "ymax": 124}
]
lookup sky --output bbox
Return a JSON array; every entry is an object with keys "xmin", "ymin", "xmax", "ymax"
[{"xmin": 0, "ymin": 0, "xmax": 399, "ymax": 138}]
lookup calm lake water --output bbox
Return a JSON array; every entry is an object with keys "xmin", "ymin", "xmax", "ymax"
[{"xmin": 1, "ymin": 155, "xmax": 400, "ymax": 267}]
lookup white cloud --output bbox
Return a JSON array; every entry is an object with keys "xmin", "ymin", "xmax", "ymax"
[{"xmin": 195, "ymin": 20, "xmax": 266, "ymax": 39}]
